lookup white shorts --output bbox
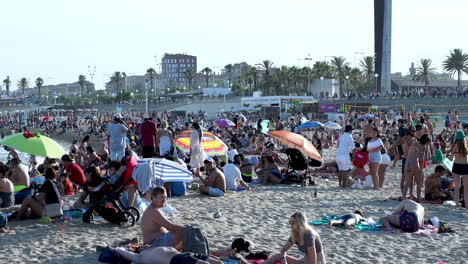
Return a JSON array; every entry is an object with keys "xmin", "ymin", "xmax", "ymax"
[
  {"xmin": 336, "ymin": 155, "xmax": 351, "ymax": 171},
  {"xmin": 380, "ymin": 154, "xmax": 391, "ymax": 165}
]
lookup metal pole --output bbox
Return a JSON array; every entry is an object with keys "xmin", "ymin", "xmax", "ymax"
[{"xmin": 145, "ymin": 80, "xmax": 148, "ymax": 116}]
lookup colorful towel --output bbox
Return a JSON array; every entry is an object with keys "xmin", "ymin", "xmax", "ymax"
[
  {"xmin": 382, "ymin": 224, "xmax": 439, "ymax": 236},
  {"xmin": 389, "ymin": 197, "xmax": 444, "ymax": 205},
  {"xmin": 310, "ymin": 215, "xmax": 382, "ymax": 231}
]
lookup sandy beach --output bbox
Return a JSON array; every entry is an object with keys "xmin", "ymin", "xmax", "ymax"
[{"xmin": 1, "ymin": 146, "xmax": 467, "ymax": 264}]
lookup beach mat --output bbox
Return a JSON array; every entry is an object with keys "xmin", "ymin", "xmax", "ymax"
[
  {"xmin": 389, "ymin": 197, "xmax": 444, "ymax": 205},
  {"xmin": 310, "ymin": 215, "xmax": 382, "ymax": 231}
]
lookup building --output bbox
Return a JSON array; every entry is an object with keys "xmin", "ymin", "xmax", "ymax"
[
  {"xmin": 15, "ymin": 81, "xmax": 94, "ymax": 98},
  {"xmin": 161, "ymin": 53, "xmax": 197, "ymax": 88}
]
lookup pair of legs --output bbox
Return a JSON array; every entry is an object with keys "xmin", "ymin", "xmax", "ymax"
[
  {"xmin": 115, "ymin": 246, "xmax": 222, "ymax": 264},
  {"xmin": 337, "ymin": 170, "xmax": 348, "ymax": 188},
  {"xmin": 378, "ymin": 164, "xmax": 388, "ymax": 188},
  {"xmin": 127, "ymin": 185, "xmax": 138, "ymax": 207},
  {"xmin": 263, "ymin": 253, "xmax": 303, "ymax": 264},
  {"xmin": 403, "ymin": 167, "xmax": 422, "ymax": 199},
  {"xmin": 453, "ymin": 174, "xmax": 468, "ymax": 208},
  {"xmin": 369, "ymin": 162, "xmax": 380, "ymax": 190},
  {"xmin": 16, "ymin": 197, "xmax": 43, "ymax": 220},
  {"xmin": 379, "ymin": 214, "xmax": 401, "ymax": 230},
  {"xmin": 258, "ymin": 172, "xmax": 281, "ymax": 185}
]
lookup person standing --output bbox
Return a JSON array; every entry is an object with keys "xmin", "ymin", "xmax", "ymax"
[
  {"xmin": 157, "ymin": 121, "xmax": 173, "ymax": 158},
  {"xmin": 335, "ymin": 125, "xmax": 355, "ymax": 188},
  {"xmin": 107, "ymin": 113, "xmax": 128, "ymax": 161},
  {"xmin": 189, "ymin": 122, "xmax": 206, "ymax": 174},
  {"xmin": 140, "ymin": 117, "xmax": 158, "ymax": 158},
  {"xmin": 366, "ymin": 128, "xmax": 384, "ymax": 190},
  {"xmin": 448, "ymin": 131, "xmax": 468, "ymax": 208}
]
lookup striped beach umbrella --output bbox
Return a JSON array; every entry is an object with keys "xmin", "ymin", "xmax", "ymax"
[
  {"xmin": 298, "ymin": 121, "xmax": 324, "ymax": 130},
  {"xmin": 174, "ymin": 130, "xmax": 228, "ymax": 157}
]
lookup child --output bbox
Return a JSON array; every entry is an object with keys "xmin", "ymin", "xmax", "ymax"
[
  {"xmin": 349, "ymin": 144, "xmax": 369, "ymax": 182},
  {"xmin": 431, "ymin": 142, "xmax": 444, "ymax": 164},
  {"xmin": 328, "ymin": 211, "xmax": 364, "ymax": 230},
  {"xmin": 105, "ymin": 161, "xmax": 122, "ymax": 185},
  {"xmin": 379, "ymin": 148, "xmax": 391, "ymax": 188},
  {"xmin": 60, "ymin": 174, "xmax": 75, "ymax": 196}
]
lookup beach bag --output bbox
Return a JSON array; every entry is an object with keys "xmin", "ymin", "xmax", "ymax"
[
  {"xmin": 170, "ymin": 182, "xmax": 186, "ymax": 197},
  {"xmin": 182, "ymin": 226, "xmax": 210, "ymax": 255},
  {"xmin": 364, "ymin": 175, "xmax": 373, "ymax": 188},
  {"xmin": 45, "ymin": 181, "xmax": 64, "ymax": 218}
]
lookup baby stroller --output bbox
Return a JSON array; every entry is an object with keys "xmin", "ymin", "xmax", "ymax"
[
  {"xmin": 82, "ymin": 176, "xmax": 140, "ymax": 227},
  {"xmin": 283, "ymin": 148, "xmax": 315, "ymax": 187}
]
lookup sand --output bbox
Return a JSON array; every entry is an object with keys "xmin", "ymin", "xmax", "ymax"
[{"xmin": 1, "ymin": 147, "xmax": 468, "ymax": 264}]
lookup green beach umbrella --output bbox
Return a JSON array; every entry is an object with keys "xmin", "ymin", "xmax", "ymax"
[{"xmin": 0, "ymin": 131, "xmax": 66, "ymax": 158}]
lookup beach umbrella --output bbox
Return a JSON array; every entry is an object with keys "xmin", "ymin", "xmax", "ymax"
[
  {"xmin": 215, "ymin": 119, "xmax": 236, "ymax": 127},
  {"xmin": 0, "ymin": 131, "xmax": 66, "ymax": 158},
  {"xmin": 174, "ymin": 130, "xmax": 228, "ymax": 157},
  {"xmin": 362, "ymin": 114, "xmax": 374, "ymax": 119},
  {"xmin": 268, "ymin": 130, "xmax": 322, "ymax": 162},
  {"xmin": 298, "ymin": 121, "xmax": 324, "ymax": 130},
  {"xmin": 323, "ymin": 122, "xmax": 342, "ymax": 130}
]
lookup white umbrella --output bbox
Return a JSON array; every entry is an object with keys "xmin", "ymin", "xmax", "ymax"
[{"xmin": 324, "ymin": 122, "xmax": 342, "ymax": 130}]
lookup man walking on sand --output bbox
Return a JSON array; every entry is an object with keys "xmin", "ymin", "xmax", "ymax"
[{"xmin": 335, "ymin": 125, "xmax": 355, "ymax": 188}]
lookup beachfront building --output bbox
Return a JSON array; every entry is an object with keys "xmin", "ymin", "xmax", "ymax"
[
  {"xmin": 16, "ymin": 81, "xmax": 95, "ymax": 100},
  {"xmin": 241, "ymin": 93, "xmax": 317, "ymax": 114},
  {"xmin": 161, "ymin": 53, "xmax": 197, "ymax": 89}
]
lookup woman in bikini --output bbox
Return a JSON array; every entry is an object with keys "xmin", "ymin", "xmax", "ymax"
[{"xmin": 448, "ymin": 131, "xmax": 468, "ymax": 208}]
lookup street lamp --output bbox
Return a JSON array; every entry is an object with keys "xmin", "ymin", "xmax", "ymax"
[
  {"xmin": 304, "ymin": 54, "xmax": 313, "ymax": 95},
  {"xmin": 145, "ymin": 79, "xmax": 149, "ymax": 116},
  {"xmin": 374, "ymin": 73, "xmax": 379, "ymax": 94},
  {"xmin": 345, "ymin": 75, "xmax": 350, "ymax": 98},
  {"xmin": 320, "ymin": 76, "xmax": 324, "ymax": 97}
]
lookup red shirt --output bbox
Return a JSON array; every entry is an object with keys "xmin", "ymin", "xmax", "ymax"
[
  {"xmin": 67, "ymin": 162, "xmax": 86, "ymax": 186},
  {"xmin": 121, "ymin": 156, "xmax": 138, "ymax": 186},
  {"xmin": 353, "ymin": 151, "xmax": 369, "ymax": 169},
  {"xmin": 140, "ymin": 120, "xmax": 157, "ymax": 147},
  {"xmin": 62, "ymin": 178, "xmax": 75, "ymax": 195}
]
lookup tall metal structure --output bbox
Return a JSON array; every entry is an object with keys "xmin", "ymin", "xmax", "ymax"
[{"xmin": 374, "ymin": 0, "xmax": 392, "ymax": 94}]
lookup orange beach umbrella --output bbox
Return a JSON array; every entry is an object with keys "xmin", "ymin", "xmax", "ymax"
[{"xmin": 268, "ymin": 130, "xmax": 322, "ymax": 162}]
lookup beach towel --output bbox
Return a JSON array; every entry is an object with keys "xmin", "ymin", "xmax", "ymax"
[
  {"xmin": 389, "ymin": 197, "xmax": 445, "ymax": 205},
  {"xmin": 382, "ymin": 224, "xmax": 439, "ymax": 236},
  {"xmin": 310, "ymin": 215, "xmax": 382, "ymax": 231}
]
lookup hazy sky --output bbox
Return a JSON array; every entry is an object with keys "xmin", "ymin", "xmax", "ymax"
[{"xmin": 1, "ymin": 0, "xmax": 467, "ymax": 90}]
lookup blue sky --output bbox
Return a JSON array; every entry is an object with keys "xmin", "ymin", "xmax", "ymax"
[{"xmin": 1, "ymin": 0, "xmax": 467, "ymax": 90}]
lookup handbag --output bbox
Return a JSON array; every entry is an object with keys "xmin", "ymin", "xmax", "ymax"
[{"xmin": 45, "ymin": 181, "xmax": 64, "ymax": 218}]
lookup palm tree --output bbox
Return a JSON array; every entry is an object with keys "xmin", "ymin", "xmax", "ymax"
[
  {"xmin": 110, "ymin": 72, "xmax": 124, "ymax": 93},
  {"xmin": 200, "ymin": 67, "xmax": 212, "ymax": 88},
  {"xmin": 258, "ymin": 60, "xmax": 274, "ymax": 95},
  {"xmin": 146, "ymin": 68, "xmax": 156, "ymax": 95},
  {"xmin": 442, "ymin": 48, "xmax": 468, "ymax": 90},
  {"xmin": 312, "ymin": 61, "xmax": 333, "ymax": 79},
  {"xmin": 359, "ymin": 56, "xmax": 375, "ymax": 81},
  {"xmin": 35, "ymin": 77, "xmax": 44, "ymax": 99},
  {"xmin": 224, "ymin": 64, "xmax": 233, "ymax": 87},
  {"xmin": 414, "ymin": 59, "xmax": 437, "ymax": 89},
  {"xmin": 17, "ymin": 78, "xmax": 29, "ymax": 95},
  {"xmin": 184, "ymin": 68, "xmax": 196, "ymax": 89},
  {"xmin": 331, "ymin": 56, "xmax": 350, "ymax": 95},
  {"xmin": 3, "ymin": 76, "xmax": 11, "ymax": 96},
  {"xmin": 349, "ymin": 68, "xmax": 363, "ymax": 94},
  {"xmin": 78, "ymin": 75, "xmax": 86, "ymax": 96},
  {"xmin": 247, "ymin": 66, "xmax": 259, "ymax": 92}
]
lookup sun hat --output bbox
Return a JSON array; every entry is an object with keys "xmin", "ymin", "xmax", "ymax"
[{"xmin": 455, "ymin": 130, "xmax": 466, "ymax": 140}]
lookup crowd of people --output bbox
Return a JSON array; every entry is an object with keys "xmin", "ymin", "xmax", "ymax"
[{"xmin": 0, "ymin": 106, "xmax": 466, "ymax": 264}]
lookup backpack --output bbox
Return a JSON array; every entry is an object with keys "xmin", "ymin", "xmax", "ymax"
[{"xmin": 182, "ymin": 226, "xmax": 210, "ymax": 255}]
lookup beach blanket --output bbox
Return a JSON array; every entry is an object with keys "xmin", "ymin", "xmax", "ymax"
[
  {"xmin": 389, "ymin": 197, "xmax": 445, "ymax": 205},
  {"xmin": 382, "ymin": 224, "xmax": 439, "ymax": 236},
  {"xmin": 310, "ymin": 215, "xmax": 382, "ymax": 231}
]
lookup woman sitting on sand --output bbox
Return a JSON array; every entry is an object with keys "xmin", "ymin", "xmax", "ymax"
[
  {"xmin": 256, "ymin": 156, "xmax": 282, "ymax": 185},
  {"xmin": 264, "ymin": 212, "xmax": 326, "ymax": 264},
  {"xmin": 16, "ymin": 168, "xmax": 64, "ymax": 220}
]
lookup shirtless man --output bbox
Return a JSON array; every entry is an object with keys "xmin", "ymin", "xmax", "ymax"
[
  {"xmin": 403, "ymin": 134, "xmax": 431, "ymax": 200},
  {"xmin": 141, "ymin": 187, "xmax": 185, "ymax": 249},
  {"xmin": 379, "ymin": 199, "xmax": 425, "ymax": 233},
  {"xmin": 0, "ymin": 164, "xmax": 14, "ymax": 208},
  {"xmin": 115, "ymin": 246, "xmax": 222, "ymax": 264},
  {"xmin": 9, "ymin": 158, "xmax": 30, "ymax": 190},
  {"xmin": 196, "ymin": 159, "xmax": 226, "ymax": 197},
  {"xmin": 424, "ymin": 165, "xmax": 450, "ymax": 201},
  {"xmin": 395, "ymin": 129, "xmax": 416, "ymax": 197},
  {"xmin": 4, "ymin": 146, "xmax": 19, "ymax": 163},
  {"xmin": 263, "ymin": 143, "xmax": 286, "ymax": 165}
]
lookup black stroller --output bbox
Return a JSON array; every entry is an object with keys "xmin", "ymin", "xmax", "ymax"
[
  {"xmin": 82, "ymin": 176, "xmax": 140, "ymax": 226},
  {"xmin": 283, "ymin": 148, "xmax": 321, "ymax": 187}
]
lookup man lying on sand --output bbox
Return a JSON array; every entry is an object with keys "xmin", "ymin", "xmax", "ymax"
[
  {"xmin": 327, "ymin": 211, "xmax": 364, "ymax": 230},
  {"xmin": 379, "ymin": 200, "xmax": 425, "ymax": 232},
  {"xmin": 115, "ymin": 246, "xmax": 222, "ymax": 264},
  {"xmin": 141, "ymin": 187, "xmax": 185, "ymax": 249}
]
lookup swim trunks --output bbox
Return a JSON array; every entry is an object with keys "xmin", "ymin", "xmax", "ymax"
[
  {"xmin": 150, "ymin": 232, "xmax": 174, "ymax": 247},
  {"xmin": 399, "ymin": 211, "xmax": 420, "ymax": 233},
  {"xmin": 169, "ymin": 252, "xmax": 208, "ymax": 264}
]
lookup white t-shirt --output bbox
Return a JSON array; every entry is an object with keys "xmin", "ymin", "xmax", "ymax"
[
  {"xmin": 227, "ymin": 149, "xmax": 238, "ymax": 162},
  {"xmin": 367, "ymin": 138, "xmax": 383, "ymax": 149},
  {"xmin": 336, "ymin": 132, "xmax": 354, "ymax": 157},
  {"xmin": 223, "ymin": 164, "xmax": 242, "ymax": 190}
]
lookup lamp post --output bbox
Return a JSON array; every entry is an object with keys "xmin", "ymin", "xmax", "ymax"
[
  {"xmin": 304, "ymin": 54, "xmax": 313, "ymax": 95},
  {"xmin": 145, "ymin": 79, "xmax": 148, "ymax": 116},
  {"xmin": 320, "ymin": 76, "xmax": 324, "ymax": 98},
  {"xmin": 374, "ymin": 73, "xmax": 379, "ymax": 95},
  {"xmin": 345, "ymin": 75, "xmax": 350, "ymax": 98}
]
